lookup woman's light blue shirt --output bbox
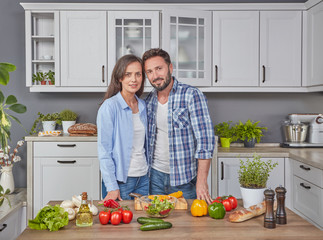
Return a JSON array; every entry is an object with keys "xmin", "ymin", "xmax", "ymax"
[{"xmin": 97, "ymin": 92, "xmax": 149, "ymax": 192}]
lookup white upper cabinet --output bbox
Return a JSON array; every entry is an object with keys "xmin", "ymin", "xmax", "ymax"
[
  {"xmin": 260, "ymin": 11, "xmax": 302, "ymax": 87},
  {"xmin": 304, "ymin": 1, "xmax": 323, "ymax": 87},
  {"xmin": 107, "ymin": 11, "xmax": 160, "ymax": 83},
  {"xmin": 60, "ymin": 11, "xmax": 107, "ymax": 87},
  {"xmin": 213, "ymin": 11, "xmax": 259, "ymax": 87},
  {"xmin": 162, "ymin": 9, "xmax": 212, "ymax": 86}
]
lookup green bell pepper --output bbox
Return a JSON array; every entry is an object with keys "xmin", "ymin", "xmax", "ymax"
[{"xmin": 208, "ymin": 202, "xmax": 226, "ymax": 219}]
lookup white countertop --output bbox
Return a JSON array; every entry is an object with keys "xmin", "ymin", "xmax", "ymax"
[{"xmin": 0, "ymin": 188, "xmax": 26, "ymax": 223}]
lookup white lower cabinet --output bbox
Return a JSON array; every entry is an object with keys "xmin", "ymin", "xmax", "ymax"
[
  {"xmin": 217, "ymin": 157, "xmax": 285, "ymax": 198},
  {"xmin": 292, "ymin": 159, "xmax": 323, "ymax": 229},
  {"xmin": 0, "ymin": 206, "xmax": 26, "ymax": 240},
  {"xmin": 33, "ymin": 142, "xmax": 100, "ymax": 217}
]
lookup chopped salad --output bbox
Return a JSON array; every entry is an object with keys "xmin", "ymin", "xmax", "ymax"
[{"xmin": 145, "ymin": 196, "xmax": 175, "ymax": 217}]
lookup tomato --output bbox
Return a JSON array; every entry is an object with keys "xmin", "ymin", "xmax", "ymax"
[
  {"xmin": 110, "ymin": 211, "xmax": 122, "ymax": 225},
  {"xmin": 228, "ymin": 196, "xmax": 238, "ymax": 209},
  {"xmin": 221, "ymin": 199, "xmax": 232, "ymax": 211},
  {"xmin": 122, "ymin": 210, "xmax": 133, "ymax": 224},
  {"xmin": 116, "ymin": 207, "xmax": 123, "ymax": 222},
  {"xmin": 99, "ymin": 210, "xmax": 110, "ymax": 225}
]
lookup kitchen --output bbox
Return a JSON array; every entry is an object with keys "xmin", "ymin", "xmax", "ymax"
[{"xmin": 1, "ymin": 0, "xmax": 323, "ymax": 238}]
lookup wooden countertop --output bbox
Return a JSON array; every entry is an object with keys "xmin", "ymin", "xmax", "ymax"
[{"xmin": 17, "ymin": 200, "xmax": 323, "ymax": 239}]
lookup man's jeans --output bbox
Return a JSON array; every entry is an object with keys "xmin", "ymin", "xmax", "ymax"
[
  {"xmin": 102, "ymin": 174, "xmax": 149, "ymax": 200},
  {"xmin": 149, "ymin": 168, "xmax": 197, "ymax": 199}
]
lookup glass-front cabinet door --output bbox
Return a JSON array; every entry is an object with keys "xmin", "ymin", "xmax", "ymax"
[
  {"xmin": 25, "ymin": 11, "xmax": 59, "ymax": 87},
  {"xmin": 162, "ymin": 10, "xmax": 211, "ymax": 86},
  {"xmin": 107, "ymin": 11, "xmax": 160, "ymax": 83}
]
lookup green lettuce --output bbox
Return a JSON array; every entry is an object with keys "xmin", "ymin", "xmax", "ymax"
[{"xmin": 28, "ymin": 205, "xmax": 69, "ymax": 231}]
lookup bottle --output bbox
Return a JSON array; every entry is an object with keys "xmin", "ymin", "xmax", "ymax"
[
  {"xmin": 275, "ymin": 185, "xmax": 287, "ymax": 224},
  {"xmin": 76, "ymin": 192, "xmax": 93, "ymax": 227},
  {"xmin": 264, "ymin": 188, "xmax": 276, "ymax": 229}
]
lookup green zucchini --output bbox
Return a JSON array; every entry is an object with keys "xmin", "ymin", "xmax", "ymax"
[
  {"xmin": 140, "ymin": 222, "xmax": 172, "ymax": 231},
  {"xmin": 137, "ymin": 217, "xmax": 165, "ymax": 224}
]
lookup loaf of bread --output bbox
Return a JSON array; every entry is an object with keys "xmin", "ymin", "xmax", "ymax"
[
  {"xmin": 229, "ymin": 201, "xmax": 277, "ymax": 223},
  {"xmin": 68, "ymin": 123, "xmax": 97, "ymax": 134},
  {"xmin": 229, "ymin": 201, "xmax": 266, "ymax": 223}
]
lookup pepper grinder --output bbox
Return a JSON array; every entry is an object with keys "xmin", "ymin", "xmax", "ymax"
[
  {"xmin": 275, "ymin": 185, "xmax": 287, "ymax": 224},
  {"xmin": 264, "ymin": 188, "xmax": 276, "ymax": 229}
]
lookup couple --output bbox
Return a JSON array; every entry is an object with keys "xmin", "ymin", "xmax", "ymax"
[{"xmin": 97, "ymin": 48, "xmax": 215, "ymax": 204}]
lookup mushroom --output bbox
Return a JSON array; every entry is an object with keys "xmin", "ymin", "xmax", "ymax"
[
  {"xmin": 64, "ymin": 208, "xmax": 76, "ymax": 220},
  {"xmin": 60, "ymin": 200, "xmax": 75, "ymax": 209},
  {"xmin": 72, "ymin": 195, "xmax": 82, "ymax": 208}
]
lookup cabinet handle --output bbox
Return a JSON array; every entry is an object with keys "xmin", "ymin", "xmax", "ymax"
[
  {"xmin": 221, "ymin": 161, "xmax": 224, "ymax": 180},
  {"xmin": 0, "ymin": 224, "xmax": 7, "ymax": 232},
  {"xmin": 300, "ymin": 183, "xmax": 311, "ymax": 190},
  {"xmin": 57, "ymin": 160, "xmax": 77, "ymax": 164},
  {"xmin": 299, "ymin": 165, "xmax": 311, "ymax": 171},
  {"xmin": 262, "ymin": 65, "xmax": 265, "ymax": 83},
  {"xmin": 57, "ymin": 144, "xmax": 76, "ymax": 148},
  {"xmin": 102, "ymin": 65, "xmax": 105, "ymax": 83},
  {"xmin": 215, "ymin": 65, "xmax": 218, "ymax": 83}
]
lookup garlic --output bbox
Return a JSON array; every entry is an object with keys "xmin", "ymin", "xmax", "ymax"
[
  {"xmin": 72, "ymin": 195, "xmax": 82, "ymax": 208},
  {"xmin": 65, "ymin": 208, "xmax": 76, "ymax": 220},
  {"xmin": 89, "ymin": 204, "xmax": 98, "ymax": 216},
  {"xmin": 60, "ymin": 200, "xmax": 75, "ymax": 209}
]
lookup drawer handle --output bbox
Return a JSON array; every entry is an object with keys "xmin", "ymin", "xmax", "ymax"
[
  {"xmin": 299, "ymin": 165, "xmax": 311, "ymax": 171},
  {"xmin": 57, "ymin": 144, "xmax": 76, "ymax": 148},
  {"xmin": 221, "ymin": 161, "xmax": 224, "ymax": 180},
  {"xmin": 57, "ymin": 160, "xmax": 77, "ymax": 164},
  {"xmin": 262, "ymin": 65, "xmax": 265, "ymax": 83},
  {"xmin": 300, "ymin": 183, "xmax": 311, "ymax": 190},
  {"xmin": 0, "ymin": 224, "xmax": 7, "ymax": 232},
  {"xmin": 215, "ymin": 65, "xmax": 218, "ymax": 83}
]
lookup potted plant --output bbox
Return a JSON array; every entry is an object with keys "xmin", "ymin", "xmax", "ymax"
[
  {"xmin": 235, "ymin": 120, "xmax": 267, "ymax": 148},
  {"xmin": 32, "ymin": 72, "xmax": 47, "ymax": 85},
  {"xmin": 46, "ymin": 70, "xmax": 55, "ymax": 85},
  {"xmin": 30, "ymin": 112, "xmax": 61, "ymax": 134},
  {"xmin": 59, "ymin": 109, "xmax": 77, "ymax": 134},
  {"xmin": 214, "ymin": 121, "xmax": 237, "ymax": 148},
  {"xmin": 238, "ymin": 154, "xmax": 278, "ymax": 208}
]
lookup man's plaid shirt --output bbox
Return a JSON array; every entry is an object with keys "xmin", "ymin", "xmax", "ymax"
[{"xmin": 145, "ymin": 78, "xmax": 215, "ymax": 186}]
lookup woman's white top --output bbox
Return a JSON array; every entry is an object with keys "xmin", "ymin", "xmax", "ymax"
[{"xmin": 128, "ymin": 112, "xmax": 148, "ymax": 177}]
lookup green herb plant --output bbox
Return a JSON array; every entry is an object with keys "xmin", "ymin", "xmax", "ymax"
[
  {"xmin": 235, "ymin": 119, "xmax": 267, "ymax": 143},
  {"xmin": 214, "ymin": 121, "xmax": 237, "ymax": 140},
  {"xmin": 32, "ymin": 72, "xmax": 46, "ymax": 84},
  {"xmin": 0, "ymin": 185, "xmax": 11, "ymax": 208},
  {"xmin": 30, "ymin": 112, "xmax": 61, "ymax": 134},
  {"xmin": 46, "ymin": 70, "xmax": 55, "ymax": 85},
  {"xmin": 238, "ymin": 154, "xmax": 278, "ymax": 189},
  {"xmin": 59, "ymin": 109, "xmax": 77, "ymax": 122}
]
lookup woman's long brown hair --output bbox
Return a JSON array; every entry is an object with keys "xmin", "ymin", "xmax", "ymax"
[{"xmin": 102, "ymin": 54, "xmax": 145, "ymax": 102}]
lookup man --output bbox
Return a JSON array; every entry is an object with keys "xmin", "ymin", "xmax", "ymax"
[{"xmin": 143, "ymin": 48, "xmax": 215, "ymax": 204}]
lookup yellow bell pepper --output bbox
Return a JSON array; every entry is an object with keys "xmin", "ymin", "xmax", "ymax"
[
  {"xmin": 168, "ymin": 191, "xmax": 183, "ymax": 198},
  {"xmin": 190, "ymin": 199, "xmax": 208, "ymax": 217}
]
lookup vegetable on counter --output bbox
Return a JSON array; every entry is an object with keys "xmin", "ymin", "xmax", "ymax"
[
  {"xmin": 140, "ymin": 222, "xmax": 172, "ymax": 231},
  {"xmin": 99, "ymin": 210, "xmax": 111, "ymax": 225},
  {"xmin": 208, "ymin": 202, "xmax": 226, "ymax": 219},
  {"xmin": 212, "ymin": 195, "xmax": 238, "ymax": 211},
  {"xmin": 28, "ymin": 205, "xmax": 69, "ymax": 231},
  {"xmin": 190, "ymin": 199, "xmax": 208, "ymax": 217},
  {"xmin": 168, "ymin": 191, "xmax": 183, "ymax": 198},
  {"xmin": 104, "ymin": 199, "xmax": 120, "ymax": 208},
  {"xmin": 137, "ymin": 217, "xmax": 165, "ymax": 224}
]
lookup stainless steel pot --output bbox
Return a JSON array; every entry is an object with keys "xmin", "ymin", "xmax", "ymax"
[{"xmin": 283, "ymin": 121, "xmax": 308, "ymax": 142}]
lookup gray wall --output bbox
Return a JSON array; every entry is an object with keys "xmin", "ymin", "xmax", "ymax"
[{"xmin": 1, "ymin": 0, "xmax": 318, "ymax": 188}]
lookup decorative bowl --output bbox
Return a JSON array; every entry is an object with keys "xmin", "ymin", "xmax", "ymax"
[{"xmin": 138, "ymin": 195, "xmax": 177, "ymax": 218}]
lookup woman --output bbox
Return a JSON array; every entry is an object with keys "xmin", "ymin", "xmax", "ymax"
[{"xmin": 97, "ymin": 54, "xmax": 149, "ymax": 201}]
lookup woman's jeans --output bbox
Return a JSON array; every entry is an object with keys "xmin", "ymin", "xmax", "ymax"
[
  {"xmin": 102, "ymin": 174, "xmax": 149, "ymax": 200},
  {"xmin": 149, "ymin": 168, "xmax": 197, "ymax": 199}
]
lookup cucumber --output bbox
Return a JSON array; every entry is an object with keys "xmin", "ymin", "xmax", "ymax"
[
  {"xmin": 137, "ymin": 217, "xmax": 165, "ymax": 224},
  {"xmin": 140, "ymin": 222, "xmax": 172, "ymax": 231}
]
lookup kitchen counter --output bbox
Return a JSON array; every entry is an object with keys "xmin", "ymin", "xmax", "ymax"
[
  {"xmin": 17, "ymin": 199, "xmax": 323, "ymax": 239},
  {"xmin": 218, "ymin": 144, "xmax": 323, "ymax": 170},
  {"xmin": 0, "ymin": 188, "xmax": 26, "ymax": 223}
]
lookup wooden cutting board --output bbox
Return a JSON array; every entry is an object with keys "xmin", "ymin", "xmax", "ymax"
[{"xmin": 134, "ymin": 197, "xmax": 188, "ymax": 210}]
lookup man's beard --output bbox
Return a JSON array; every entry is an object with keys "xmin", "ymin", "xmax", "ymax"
[{"xmin": 151, "ymin": 70, "xmax": 172, "ymax": 91}]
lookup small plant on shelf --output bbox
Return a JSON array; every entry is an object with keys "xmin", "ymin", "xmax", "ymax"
[
  {"xmin": 46, "ymin": 70, "xmax": 55, "ymax": 85},
  {"xmin": 30, "ymin": 112, "xmax": 61, "ymax": 134},
  {"xmin": 235, "ymin": 119, "xmax": 267, "ymax": 147},
  {"xmin": 214, "ymin": 121, "xmax": 237, "ymax": 148},
  {"xmin": 32, "ymin": 72, "xmax": 46, "ymax": 85}
]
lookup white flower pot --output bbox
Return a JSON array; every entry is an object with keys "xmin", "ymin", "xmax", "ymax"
[
  {"xmin": 42, "ymin": 121, "xmax": 56, "ymax": 132},
  {"xmin": 62, "ymin": 121, "xmax": 76, "ymax": 134},
  {"xmin": 240, "ymin": 186, "xmax": 266, "ymax": 208},
  {"xmin": 0, "ymin": 165, "xmax": 15, "ymax": 194}
]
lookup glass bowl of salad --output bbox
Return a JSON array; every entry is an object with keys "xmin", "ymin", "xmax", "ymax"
[{"xmin": 139, "ymin": 195, "xmax": 177, "ymax": 218}]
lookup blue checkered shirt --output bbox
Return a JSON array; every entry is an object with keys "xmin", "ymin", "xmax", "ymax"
[{"xmin": 145, "ymin": 78, "xmax": 215, "ymax": 186}]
